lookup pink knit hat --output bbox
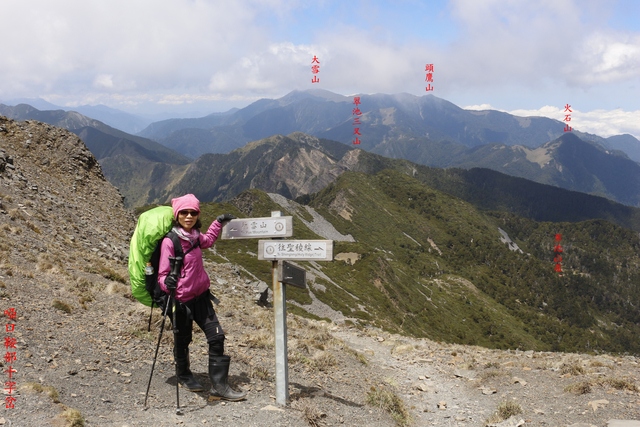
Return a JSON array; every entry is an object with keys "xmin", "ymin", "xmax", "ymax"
[{"xmin": 171, "ymin": 194, "xmax": 200, "ymax": 219}]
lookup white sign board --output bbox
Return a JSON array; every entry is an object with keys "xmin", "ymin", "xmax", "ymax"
[
  {"xmin": 221, "ymin": 216, "xmax": 293, "ymax": 240},
  {"xmin": 258, "ymin": 240, "xmax": 333, "ymax": 261}
]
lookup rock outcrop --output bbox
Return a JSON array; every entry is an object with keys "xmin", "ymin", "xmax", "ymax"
[{"xmin": 0, "ymin": 116, "xmax": 133, "ymax": 268}]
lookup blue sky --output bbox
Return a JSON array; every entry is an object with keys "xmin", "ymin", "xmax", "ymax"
[{"xmin": 1, "ymin": 0, "xmax": 639, "ymax": 138}]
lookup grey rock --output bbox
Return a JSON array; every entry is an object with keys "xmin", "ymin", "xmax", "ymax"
[
  {"xmin": 487, "ymin": 416, "xmax": 524, "ymax": 427},
  {"xmin": 251, "ymin": 280, "xmax": 272, "ymax": 305},
  {"xmin": 453, "ymin": 369, "xmax": 476, "ymax": 380}
]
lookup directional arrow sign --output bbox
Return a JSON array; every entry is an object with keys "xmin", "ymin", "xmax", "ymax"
[
  {"xmin": 221, "ymin": 216, "xmax": 293, "ymax": 239},
  {"xmin": 278, "ymin": 261, "xmax": 306, "ymax": 289},
  {"xmin": 258, "ymin": 240, "xmax": 333, "ymax": 261}
]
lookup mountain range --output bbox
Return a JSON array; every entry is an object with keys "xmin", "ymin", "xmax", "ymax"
[
  {"xmin": 1, "ymin": 97, "xmax": 153, "ymax": 134},
  {"xmin": 3, "ymin": 90, "xmax": 639, "ymax": 211},
  {"xmin": 2, "ymin": 104, "xmax": 640, "ymax": 236},
  {"xmin": 138, "ymin": 89, "xmax": 640, "ymax": 162},
  {"xmin": 137, "ymin": 89, "xmax": 640, "ymax": 208},
  {"xmin": 167, "ymin": 132, "xmax": 640, "ymax": 233}
]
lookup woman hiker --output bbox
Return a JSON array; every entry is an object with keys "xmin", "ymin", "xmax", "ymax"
[{"xmin": 158, "ymin": 193, "xmax": 246, "ymax": 401}]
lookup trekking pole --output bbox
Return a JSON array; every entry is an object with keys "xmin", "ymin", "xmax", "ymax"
[
  {"xmin": 171, "ymin": 288, "xmax": 183, "ymax": 415},
  {"xmin": 144, "ymin": 293, "xmax": 172, "ymax": 407},
  {"xmin": 147, "ymin": 303, "xmax": 154, "ymax": 332},
  {"xmin": 165, "ymin": 255, "xmax": 184, "ymax": 415}
]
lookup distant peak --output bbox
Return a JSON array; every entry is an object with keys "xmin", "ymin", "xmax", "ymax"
[
  {"xmin": 281, "ymin": 89, "xmax": 350, "ymax": 103},
  {"xmin": 556, "ymin": 132, "xmax": 583, "ymax": 143},
  {"xmin": 286, "ymin": 131, "xmax": 322, "ymax": 145}
]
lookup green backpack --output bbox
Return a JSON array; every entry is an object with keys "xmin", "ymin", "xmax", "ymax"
[{"xmin": 128, "ymin": 206, "xmax": 177, "ymax": 307}]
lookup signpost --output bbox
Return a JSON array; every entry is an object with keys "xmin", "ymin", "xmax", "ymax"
[
  {"xmin": 278, "ymin": 261, "xmax": 306, "ymax": 289},
  {"xmin": 221, "ymin": 212, "xmax": 332, "ymax": 406},
  {"xmin": 267, "ymin": 238, "xmax": 332, "ymax": 405},
  {"xmin": 258, "ymin": 240, "xmax": 333, "ymax": 261},
  {"xmin": 221, "ymin": 216, "xmax": 292, "ymax": 240}
]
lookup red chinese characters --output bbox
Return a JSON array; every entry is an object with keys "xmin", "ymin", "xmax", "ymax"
[
  {"xmin": 425, "ymin": 63, "xmax": 434, "ymax": 92},
  {"xmin": 352, "ymin": 96, "xmax": 362, "ymax": 145},
  {"xmin": 4, "ymin": 307, "xmax": 17, "ymax": 409},
  {"xmin": 563, "ymin": 104, "xmax": 572, "ymax": 132},
  {"xmin": 311, "ymin": 55, "xmax": 320, "ymax": 84},
  {"xmin": 553, "ymin": 234, "xmax": 563, "ymax": 274}
]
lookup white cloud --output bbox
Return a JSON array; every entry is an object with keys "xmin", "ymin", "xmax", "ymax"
[
  {"xmin": 566, "ymin": 109, "xmax": 640, "ymax": 139},
  {"xmin": 93, "ymin": 74, "xmax": 114, "ymax": 90},
  {"xmin": 496, "ymin": 106, "xmax": 640, "ymax": 140},
  {"xmin": 208, "ymin": 42, "xmax": 324, "ymax": 95},
  {"xmin": 463, "ymin": 104, "xmax": 493, "ymax": 111},
  {"xmin": 0, "ymin": 0, "xmax": 276, "ymax": 98},
  {"xmin": 0, "ymin": 0, "xmax": 638, "ymax": 117},
  {"xmin": 443, "ymin": 0, "xmax": 640, "ymax": 107},
  {"xmin": 445, "ymin": 0, "xmax": 583, "ymax": 84},
  {"xmin": 570, "ymin": 32, "xmax": 640, "ymax": 84}
]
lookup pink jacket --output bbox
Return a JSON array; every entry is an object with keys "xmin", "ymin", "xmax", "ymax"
[{"xmin": 158, "ymin": 220, "xmax": 223, "ymax": 303}]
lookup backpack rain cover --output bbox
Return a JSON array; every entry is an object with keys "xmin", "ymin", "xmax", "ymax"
[{"xmin": 128, "ymin": 205, "xmax": 174, "ymax": 307}]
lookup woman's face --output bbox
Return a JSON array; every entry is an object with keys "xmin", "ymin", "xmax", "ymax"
[{"xmin": 177, "ymin": 210, "xmax": 199, "ymax": 232}]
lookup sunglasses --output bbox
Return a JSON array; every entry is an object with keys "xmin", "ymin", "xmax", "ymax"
[{"xmin": 178, "ymin": 210, "xmax": 199, "ymax": 217}]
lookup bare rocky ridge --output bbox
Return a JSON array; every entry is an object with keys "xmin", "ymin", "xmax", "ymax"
[
  {"xmin": 0, "ymin": 116, "xmax": 132, "ymax": 263},
  {"xmin": 0, "ymin": 116, "xmax": 638, "ymax": 426}
]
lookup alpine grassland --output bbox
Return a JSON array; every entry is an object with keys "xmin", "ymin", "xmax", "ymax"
[{"xmin": 188, "ymin": 170, "xmax": 640, "ymax": 354}]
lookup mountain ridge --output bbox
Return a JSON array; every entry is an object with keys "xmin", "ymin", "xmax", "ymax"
[
  {"xmin": 446, "ymin": 132, "xmax": 640, "ymax": 207},
  {"xmin": 114, "ymin": 131, "xmax": 640, "ymax": 232},
  {"xmin": 2, "ymin": 99, "xmax": 639, "ymax": 212},
  {"xmin": 0, "ymin": 103, "xmax": 189, "ymax": 163},
  {"xmin": 129, "ymin": 89, "xmax": 640, "ymax": 207},
  {"xmin": 2, "ymin": 98, "xmax": 151, "ymax": 133},
  {"xmin": 138, "ymin": 89, "xmax": 638, "ymax": 160}
]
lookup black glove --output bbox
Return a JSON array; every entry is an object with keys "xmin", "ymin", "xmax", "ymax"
[
  {"xmin": 216, "ymin": 213, "xmax": 236, "ymax": 224},
  {"xmin": 164, "ymin": 274, "xmax": 178, "ymax": 291}
]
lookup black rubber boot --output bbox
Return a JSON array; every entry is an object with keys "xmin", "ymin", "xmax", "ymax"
[
  {"xmin": 175, "ymin": 348, "xmax": 204, "ymax": 392},
  {"xmin": 208, "ymin": 355, "xmax": 247, "ymax": 401}
]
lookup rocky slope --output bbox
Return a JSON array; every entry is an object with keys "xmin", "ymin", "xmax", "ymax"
[
  {"xmin": 0, "ymin": 116, "xmax": 638, "ymax": 426},
  {"xmin": 0, "ymin": 116, "xmax": 132, "ymax": 263}
]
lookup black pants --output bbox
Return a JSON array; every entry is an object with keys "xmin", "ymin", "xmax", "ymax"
[{"xmin": 170, "ymin": 290, "xmax": 225, "ymax": 356}]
